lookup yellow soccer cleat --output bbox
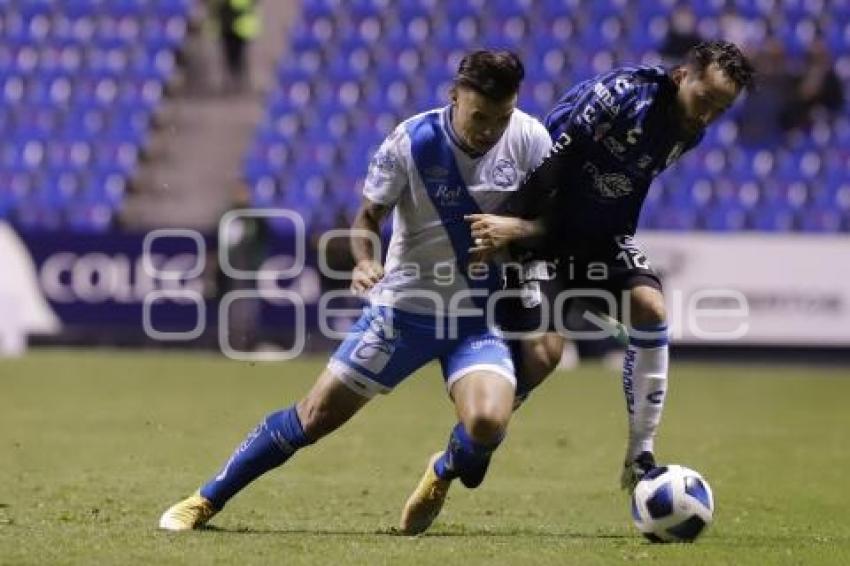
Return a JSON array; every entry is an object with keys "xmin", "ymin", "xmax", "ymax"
[
  {"xmin": 158, "ymin": 491, "xmax": 218, "ymax": 531},
  {"xmin": 399, "ymin": 452, "xmax": 451, "ymax": 535}
]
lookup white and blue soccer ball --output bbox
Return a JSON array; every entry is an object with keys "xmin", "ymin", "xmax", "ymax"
[{"xmin": 631, "ymin": 464, "xmax": 715, "ymax": 543}]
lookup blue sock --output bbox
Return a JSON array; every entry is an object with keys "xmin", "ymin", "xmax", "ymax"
[
  {"xmin": 434, "ymin": 423, "xmax": 503, "ymax": 489},
  {"xmin": 200, "ymin": 406, "xmax": 312, "ymax": 509}
]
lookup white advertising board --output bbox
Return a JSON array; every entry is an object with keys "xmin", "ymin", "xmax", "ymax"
[{"xmin": 638, "ymin": 232, "xmax": 850, "ymax": 346}]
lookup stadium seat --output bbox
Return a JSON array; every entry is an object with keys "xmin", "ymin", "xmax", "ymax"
[
  {"xmin": 702, "ymin": 204, "xmax": 748, "ymax": 231},
  {"xmin": 749, "ymin": 206, "xmax": 796, "ymax": 232},
  {"xmin": 798, "ymin": 206, "xmax": 843, "ymax": 232}
]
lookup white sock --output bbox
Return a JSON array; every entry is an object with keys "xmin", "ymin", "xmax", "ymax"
[{"xmin": 622, "ymin": 326, "xmax": 669, "ymax": 460}]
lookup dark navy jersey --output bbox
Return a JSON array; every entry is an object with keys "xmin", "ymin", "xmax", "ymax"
[{"xmin": 505, "ymin": 65, "xmax": 705, "ymax": 254}]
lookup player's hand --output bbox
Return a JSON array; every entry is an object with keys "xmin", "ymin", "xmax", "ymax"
[
  {"xmin": 620, "ymin": 451, "xmax": 657, "ymax": 492},
  {"xmin": 465, "ymin": 214, "xmax": 539, "ymax": 254},
  {"xmin": 351, "ymin": 259, "xmax": 384, "ymax": 296}
]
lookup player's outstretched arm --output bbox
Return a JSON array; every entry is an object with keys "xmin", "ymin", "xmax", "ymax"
[
  {"xmin": 349, "ymin": 198, "xmax": 390, "ymax": 295},
  {"xmin": 465, "ymin": 213, "xmax": 544, "ymax": 255}
]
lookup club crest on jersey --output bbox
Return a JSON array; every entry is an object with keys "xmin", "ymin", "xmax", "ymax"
[
  {"xmin": 594, "ymin": 172, "xmax": 634, "ymax": 199},
  {"xmin": 491, "ymin": 158, "xmax": 518, "ymax": 188},
  {"xmin": 374, "ymin": 150, "xmax": 396, "ymax": 171},
  {"xmin": 367, "ymin": 150, "xmax": 397, "ymax": 184}
]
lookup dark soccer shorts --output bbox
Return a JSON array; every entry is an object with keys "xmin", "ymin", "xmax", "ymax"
[{"xmin": 496, "ymin": 235, "xmax": 663, "ymax": 334}]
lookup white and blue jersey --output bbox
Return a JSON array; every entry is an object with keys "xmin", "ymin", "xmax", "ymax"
[
  {"xmin": 328, "ymin": 106, "xmax": 552, "ymax": 397},
  {"xmin": 365, "ymin": 106, "xmax": 552, "ymax": 314}
]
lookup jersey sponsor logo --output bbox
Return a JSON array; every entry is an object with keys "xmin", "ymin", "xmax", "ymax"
[
  {"xmin": 613, "ymin": 76, "xmax": 633, "ymax": 95},
  {"xmin": 593, "ymin": 82, "xmax": 620, "ymax": 115},
  {"xmin": 353, "ymin": 335, "xmax": 393, "ymax": 360},
  {"xmin": 491, "ymin": 158, "xmax": 518, "ymax": 187},
  {"xmin": 352, "ymin": 329, "xmax": 395, "ymax": 374},
  {"xmin": 434, "ymin": 184, "xmax": 465, "ymax": 207}
]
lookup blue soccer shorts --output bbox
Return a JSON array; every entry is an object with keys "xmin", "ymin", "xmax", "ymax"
[{"xmin": 327, "ymin": 305, "xmax": 516, "ymax": 398}]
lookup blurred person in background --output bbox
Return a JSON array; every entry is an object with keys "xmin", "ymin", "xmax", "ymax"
[
  {"xmin": 718, "ymin": 6, "xmax": 758, "ymax": 52},
  {"xmin": 660, "ymin": 5, "xmax": 703, "ymax": 63},
  {"xmin": 216, "ymin": 184, "xmax": 270, "ymax": 353},
  {"xmin": 217, "ymin": 0, "xmax": 261, "ymax": 93},
  {"xmin": 784, "ymin": 38, "xmax": 844, "ymax": 131},
  {"xmin": 738, "ymin": 37, "xmax": 796, "ymax": 146}
]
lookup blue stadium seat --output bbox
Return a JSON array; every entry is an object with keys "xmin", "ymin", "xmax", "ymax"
[
  {"xmin": 643, "ymin": 206, "xmax": 698, "ymax": 231},
  {"xmin": 665, "ymin": 178, "xmax": 714, "ymax": 208},
  {"xmin": 798, "ymin": 206, "xmax": 843, "ymax": 232},
  {"xmin": 749, "ymin": 206, "xmax": 796, "ymax": 232},
  {"xmin": 702, "ymin": 204, "xmax": 748, "ymax": 231},
  {"xmin": 65, "ymin": 203, "xmax": 115, "ymax": 233}
]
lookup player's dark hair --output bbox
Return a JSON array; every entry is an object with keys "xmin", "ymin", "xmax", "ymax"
[
  {"xmin": 454, "ymin": 50, "xmax": 525, "ymax": 101},
  {"xmin": 684, "ymin": 40, "xmax": 755, "ymax": 92}
]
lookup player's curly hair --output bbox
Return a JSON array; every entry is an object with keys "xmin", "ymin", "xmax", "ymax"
[
  {"xmin": 685, "ymin": 40, "xmax": 755, "ymax": 92},
  {"xmin": 454, "ymin": 50, "xmax": 525, "ymax": 101}
]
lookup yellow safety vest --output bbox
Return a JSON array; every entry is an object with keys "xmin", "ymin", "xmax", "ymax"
[{"xmin": 229, "ymin": 0, "xmax": 260, "ymax": 39}]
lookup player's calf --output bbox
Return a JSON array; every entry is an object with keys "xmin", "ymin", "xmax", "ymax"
[
  {"xmin": 512, "ymin": 334, "xmax": 565, "ymax": 409},
  {"xmin": 162, "ymin": 369, "xmax": 368, "ymax": 525},
  {"xmin": 296, "ymin": 369, "xmax": 371, "ymax": 441}
]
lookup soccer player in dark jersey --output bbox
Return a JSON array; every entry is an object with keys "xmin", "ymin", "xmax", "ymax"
[
  {"xmin": 402, "ymin": 41, "xmax": 754, "ymax": 531},
  {"xmin": 480, "ymin": 39, "xmax": 753, "ymax": 483}
]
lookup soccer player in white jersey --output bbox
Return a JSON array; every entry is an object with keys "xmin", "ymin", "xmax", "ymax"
[{"xmin": 158, "ymin": 50, "xmax": 555, "ymax": 532}]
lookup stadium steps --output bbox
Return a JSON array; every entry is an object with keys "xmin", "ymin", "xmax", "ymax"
[{"xmin": 121, "ymin": 1, "xmax": 300, "ymax": 231}]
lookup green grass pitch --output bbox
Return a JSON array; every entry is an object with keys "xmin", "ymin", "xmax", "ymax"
[{"xmin": 1, "ymin": 350, "xmax": 849, "ymax": 565}]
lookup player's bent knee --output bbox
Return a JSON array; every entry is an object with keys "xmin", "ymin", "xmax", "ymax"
[
  {"xmin": 629, "ymin": 286, "xmax": 667, "ymax": 328},
  {"xmin": 464, "ymin": 410, "xmax": 508, "ymax": 446},
  {"xmin": 450, "ymin": 369, "xmax": 515, "ymax": 444}
]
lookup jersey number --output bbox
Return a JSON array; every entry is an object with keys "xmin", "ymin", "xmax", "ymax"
[{"xmin": 615, "ymin": 236, "xmax": 650, "ymax": 270}]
